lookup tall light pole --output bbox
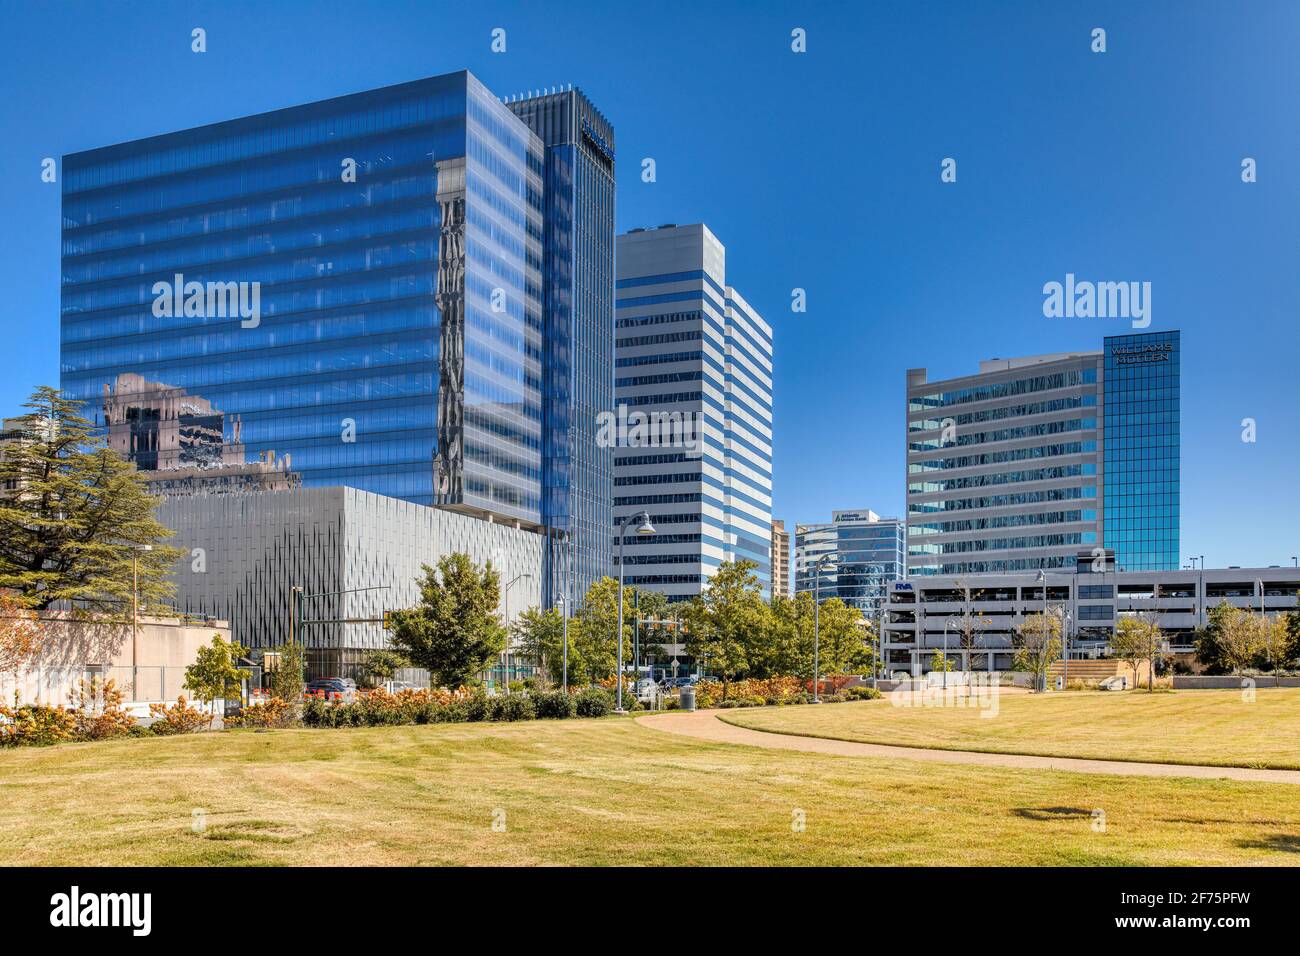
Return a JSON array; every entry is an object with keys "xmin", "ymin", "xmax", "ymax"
[
  {"xmin": 130, "ymin": 544, "xmax": 153, "ymax": 702},
  {"xmin": 556, "ymin": 592, "xmax": 569, "ymax": 693},
  {"xmin": 942, "ymin": 618, "xmax": 955, "ymax": 689},
  {"xmin": 812, "ymin": 553, "xmax": 834, "ymax": 702},
  {"xmin": 1035, "ymin": 569, "xmax": 1050, "ymax": 692},
  {"xmin": 501, "ymin": 572, "xmax": 533, "ymax": 694},
  {"xmin": 616, "ymin": 510, "xmax": 655, "ymax": 712}
]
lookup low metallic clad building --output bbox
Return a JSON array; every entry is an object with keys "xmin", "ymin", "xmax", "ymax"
[
  {"xmin": 794, "ymin": 510, "xmax": 905, "ymax": 618},
  {"xmin": 158, "ymin": 486, "xmax": 543, "ymax": 678},
  {"xmin": 881, "ymin": 553, "xmax": 1298, "ymax": 674}
]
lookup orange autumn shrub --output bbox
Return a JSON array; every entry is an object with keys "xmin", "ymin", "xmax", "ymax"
[
  {"xmin": 149, "ymin": 695, "xmax": 210, "ymax": 735},
  {"xmin": 68, "ymin": 677, "xmax": 136, "ymax": 740}
]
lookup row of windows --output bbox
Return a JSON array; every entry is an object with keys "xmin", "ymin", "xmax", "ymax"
[
  {"xmin": 909, "ymin": 394, "xmax": 1096, "ymax": 432},
  {"xmin": 909, "ymin": 440, "xmax": 1096, "ymax": 474},
  {"xmin": 909, "ymin": 509, "xmax": 1095, "ymax": 535},
  {"xmin": 909, "ymin": 367, "xmax": 1096, "ymax": 412},
  {"xmin": 909, "ymin": 463, "xmax": 1095, "ymax": 495},
  {"xmin": 908, "ymin": 485, "xmax": 1096, "ymax": 515}
]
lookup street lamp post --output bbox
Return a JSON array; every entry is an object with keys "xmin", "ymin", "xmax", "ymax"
[
  {"xmin": 501, "ymin": 572, "xmax": 533, "ymax": 694},
  {"xmin": 812, "ymin": 553, "xmax": 833, "ymax": 702},
  {"xmin": 1035, "ymin": 569, "xmax": 1050, "ymax": 692},
  {"xmin": 616, "ymin": 511, "xmax": 655, "ymax": 712},
  {"xmin": 556, "ymin": 592, "xmax": 569, "ymax": 693},
  {"xmin": 942, "ymin": 618, "xmax": 955, "ymax": 690}
]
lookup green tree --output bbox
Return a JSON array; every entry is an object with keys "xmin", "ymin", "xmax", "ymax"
[
  {"xmin": 569, "ymin": 577, "xmax": 630, "ymax": 685},
  {"xmin": 511, "ymin": 605, "xmax": 565, "ymax": 685},
  {"xmin": 1287, "ymin": 608, "xmax": 1300, "ymax": 668},
  {"xmin": 267, "ymin": 640, "xmax": 306, "ymax": 710},
  {"xmin": 1112, "ymin": 613, "xmax": 1165, "ymax": 691},
  {"xmin": 0, "ymin": 387, "xmax": 183, "ymax": 610},
  {"xmin": 358, "ymin": 648, "xmax": 409, "ymax": 688},
  {"xmin": 387, "ymin": 553, "xmax": 506, "ymax": 689},
  {"xmin": 184, "ymin": 634, "xmax": 250, "ymax": 727},
  {"xmin": 1193, "ymin": 601, "xmax": 1236, "ymax": 674},
  {"xmin": 1013, "ymin": 611, "xmax": 1061, "ymax": 692},
  {"xmin": 814, "ymin": 597, "xmax": 872, "ymax": 677},
  {"xmin": 928, "ymin": 647, "xmax": 953, "ymax": 673},
  {"xmin": 763, "ymin": 592, "xmax": 813, "ymax": 679},
  {"xmin": 681, "ymin": 559, "xmax": 768, "ymax": 699},
  {"xmin": 1214, "ymin": 603, "xmax": 1263, "ymax": 675}
]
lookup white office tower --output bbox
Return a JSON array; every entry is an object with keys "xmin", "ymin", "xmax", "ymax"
[{"xmin": 613, "ymin": 224, "xmax": 773, "ymax": 600}]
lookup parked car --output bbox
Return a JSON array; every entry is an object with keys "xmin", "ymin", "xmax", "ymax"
[{"xmin": 306, "ymin": 678, "xmax": 357, "ymax": 702}]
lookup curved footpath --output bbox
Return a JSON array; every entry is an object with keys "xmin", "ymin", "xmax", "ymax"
[{"xmin": 635, "ymin": 710, "xmax": 1300, "ymax": 785}]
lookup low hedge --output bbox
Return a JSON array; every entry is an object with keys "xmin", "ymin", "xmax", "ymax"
[{"xmin": 300, "ymin": 686, "xmax": 615, "ymax": 728}]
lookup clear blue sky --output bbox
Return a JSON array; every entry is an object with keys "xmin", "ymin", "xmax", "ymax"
[{"xmin": 1, "ymin": 0, "xmax": 1296, "ymax": 567}]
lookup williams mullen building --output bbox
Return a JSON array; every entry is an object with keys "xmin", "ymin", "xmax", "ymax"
[
  {"xmin": 59, "ymin": 71, "xmax": 614, "ymax": 672},
  {"xmin": 613, "ymin": 224, "xmax": 773, "ymax": 600},
  {"xmin": 906, "ymin": 330, "xmax": 1180, "ymax": 576}
]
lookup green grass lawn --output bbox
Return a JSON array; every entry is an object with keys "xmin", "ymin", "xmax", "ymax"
[
  {"xmin": 720, "ymin": 688, "xmax": 1300, "ymax": 770},
  {"xmin": 2, "ymin": 714, "xmax": 1299, "ymax": 866}
]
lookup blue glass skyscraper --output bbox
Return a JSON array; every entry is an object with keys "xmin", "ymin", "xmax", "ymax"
[
  {"xmin": 61, "ymin": 71, "xmax": 615, "ymax": 604},
  {"xmin": 508, "ymin": 88, "xmax": 615, "ymax": 604},
  {"xmin": 1103, "ymin": 330, "xmax": 1180, "ymax": 571}
]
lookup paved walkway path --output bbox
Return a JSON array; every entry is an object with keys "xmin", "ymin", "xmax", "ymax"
[{"xmin": 635, "ymin": 710, "xmax": 1300, "ymax": 785}]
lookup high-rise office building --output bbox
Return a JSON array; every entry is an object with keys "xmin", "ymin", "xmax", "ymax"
[
  {"xmin": 613, "ymin": 224, "xmax": 773, "ymax": 600},
  {"xmin": 506, "ymin": 89, "xmax": 615, "ymax": 604},
  {"xmin": 905, "ymin": 330, "xmax": 1179, "ymax": 575},
  {"xmin": 794, "ymin": 510, "xmax": 904, "ymax": 617},
  {"xmin": 60, "ymin": 71, "xmax": 616, "ymax": 611},
  {"xmin": 771, "ymin": 519, "xmax": 791, "ymax": 598}
]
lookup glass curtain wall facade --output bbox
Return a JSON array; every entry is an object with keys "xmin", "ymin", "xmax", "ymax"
[
  {"xmin": 61, "ymin": 71, "xmax": 545, "ymax": 525},
  {"xmin": 1103, "ymin": 331, "xmax": 1180, "ymax": 571},
  {"xmin": 794, "ymin": 510, "xmax": 904, "ymax": 617},
  {"xmin": 507, "ymin": 88, "xmax": 615, "ymax": 604},
  {"xmin": 906, "ymin": 351, "xmax": 1104, "ymax": 575}
]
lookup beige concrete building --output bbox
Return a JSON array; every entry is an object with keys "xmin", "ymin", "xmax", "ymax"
[
  {"xmin": 1, "ymin": 610, "xmax": 229, "ymax": 708},
  {"xmin": 771, "ymin": 519, "xmax": 791, "ymax": 599}
]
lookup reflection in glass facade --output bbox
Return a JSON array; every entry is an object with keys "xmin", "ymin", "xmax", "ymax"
[
  {"xmin": 508, "ymin": 89, "xmax": 615, "ymax": 603},
  {"xmin": 794, "ymin": 511, "xmax": 904, "ymax": 618},
  {"xmin": 1103, "ymin": 331, "xmax": 1180, "ymax": 571},
  {"xmin": 906, "ymin": 352, "xmax": 1103, "ymax": 575},
  {"xmin": 61, "ymin": 72, "xmax": 556, "ymax": 534}
]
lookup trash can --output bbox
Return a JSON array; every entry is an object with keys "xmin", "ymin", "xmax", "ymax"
[{"xmin": 680, "ymin": 685, "xmax": 696, "ymax": 712}]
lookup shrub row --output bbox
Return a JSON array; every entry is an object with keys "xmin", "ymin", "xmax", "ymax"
[
  {"xmin": 300, "ymin": 686, "xmax": 614, "ymax": 728},
  {"xmin": 694, "ymin": 677, "xmax": 882, "ymax": 708}
]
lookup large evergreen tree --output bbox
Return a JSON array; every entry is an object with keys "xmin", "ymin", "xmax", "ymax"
[{"xmin": 0, "ymin": 386, "xmax": 182, "ymax": 610}]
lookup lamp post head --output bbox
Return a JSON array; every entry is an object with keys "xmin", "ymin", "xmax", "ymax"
[{"xmin": 635, "ymin": 511, "xmax": 655, "ymax": 535}]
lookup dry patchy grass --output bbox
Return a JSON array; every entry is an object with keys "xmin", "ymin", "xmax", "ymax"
[
  {"xmin": 722, "ymin": 688, "xmax": 1300, "ymax": 770},
  {"xmin": 1, "ymin": 715, "xmax": 1298, "ymax": 866}
]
